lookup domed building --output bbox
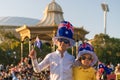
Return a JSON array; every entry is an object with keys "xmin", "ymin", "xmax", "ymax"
[
  {"xmin": 15, "ymin": 0, "xmax": 89, "ymax": 59},
  {"xmin": 36, "ymin": 0, "xmax": 64, "ymax": 26}
]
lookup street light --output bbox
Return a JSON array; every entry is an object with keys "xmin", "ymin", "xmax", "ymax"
[
  {"xmin": 13, "ymin": 51, "xmax": 16, "ymax": 59},
  {"xmin": 101, "ymin": 3, "xmax": 109, "ymax": 34}
]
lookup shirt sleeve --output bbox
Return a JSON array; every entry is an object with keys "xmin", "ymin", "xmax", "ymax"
[{"xmin": 31, "ymin": 54, "xmax": 50, "ymax": 73}]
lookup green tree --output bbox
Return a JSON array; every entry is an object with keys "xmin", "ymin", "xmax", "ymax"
[
  {"xmin": 0, "ymin": 30, "xmax": 20, "ymax": 65},
  {"xmin": 91, "ymin": 33, "xmax": 120, "ymax": 65}
]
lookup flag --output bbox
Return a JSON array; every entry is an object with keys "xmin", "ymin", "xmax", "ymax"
[
  {"xmin": 58, "ymin": 21, "xmax": 74, "ymax": 33},
  {"xmin": 34, "ymin": 36, "xmax": 42, "ymax": 50},
  {"xmin": 98, "ymin": 62, "xmax": 112, "ymax": 75}
]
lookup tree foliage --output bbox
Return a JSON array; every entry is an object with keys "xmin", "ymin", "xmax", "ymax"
[
  {"xmin": 91, "ymin": 33, "xmax": 120, "ymax": 65},
  {"xmin": 0, "ymin": 30, "xmax": 20, "ymax": 65}
]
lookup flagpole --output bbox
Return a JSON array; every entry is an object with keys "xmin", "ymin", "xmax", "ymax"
[
  {"xmin": 29, "ymin": 39, "xmax": 32, "ymax": 53},
  {"xmin": 21, "ymin": 41, "xmax": 24, "ymax": 61}
]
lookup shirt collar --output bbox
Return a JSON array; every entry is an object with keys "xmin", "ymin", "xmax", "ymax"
[{"xmin": 56, "ymin": 49, "xmax": 67, "ymax": 57}]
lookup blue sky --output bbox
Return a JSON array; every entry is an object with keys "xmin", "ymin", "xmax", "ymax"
[{"xmin": 0, "ymin": 0, "xmax": 120, "ymax": 39}]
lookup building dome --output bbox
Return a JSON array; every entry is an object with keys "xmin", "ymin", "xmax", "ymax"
[
  {"xmin": 36, "ymin": 0, "xmax": 64, "ymax": 26},
  {"xmin": 47, "ymin": 0, "xmax": 63, "ymax": 13}
]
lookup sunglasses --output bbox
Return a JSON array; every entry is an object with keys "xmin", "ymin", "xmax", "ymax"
[
  {"xmin": 57, "ymin": 38, "xmax": 70, "ymax": 44},
  {"xmin": 80, "ymin": 56, "xmax": 93, "ymax": 61}
]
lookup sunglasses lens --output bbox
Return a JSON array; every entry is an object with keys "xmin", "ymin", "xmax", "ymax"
[
  {"xmin": 88, "ymin": 57, "xmax": 92, "ymax": 60},
  {"xmin": 81, "ymin": 56, "xmax": 92, "ymax": 60},
  {"xmin": 58, "ymin": 38, "xmax": 70, "ymax": 44},
  {"xmin": 81, "ymin": 56, "xmax": 86, "ymax": 60},
  {"xmin": 64, "ymin": 39, "xmax": 70, "ymax": 44}
]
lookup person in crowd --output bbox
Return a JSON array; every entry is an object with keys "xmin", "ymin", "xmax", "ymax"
[
  {"xmin": 114, "ymin": 63, "xmax": 120, "ymax": 80},
  {"xmin": 12, "ymin": 71, "xmax": 19, "ymax": 80},
  {"xmin": 73, "ymin": 42, "xmax": 98, "ymax": 80},
  {"xmin": 98, "ymin": 62, "xmax": 113, "ymax": 80},
  {"xmin": 0, "ymin": 64, "xmax": 4, "ymax": 71},
  {"xmin": 29, "ymin": 21, "xmax": 75, "ymax": 80},
  {"xmin": 109, "ymin": 62, "xmax": 114, "ymax": 71},
  {"xmin": 114, "ymin": 63, "xmax": 120, "ymax": 74}
]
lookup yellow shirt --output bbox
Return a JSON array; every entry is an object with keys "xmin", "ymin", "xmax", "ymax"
[{"xmin": 73, "ymin": 66, "xmax": 97, "ymax": 80}]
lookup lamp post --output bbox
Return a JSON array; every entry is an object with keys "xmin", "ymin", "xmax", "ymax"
[
  {"xmin": 13, "ymin": 51, "xmax": 16, "ymax": 59},
  {"xmin": 101, "ymin": 3, "xmax": 109, "ymax": 34},
  {"xmin": 13, "ymin": 51, "xmax": 16, "ymax": 64}
]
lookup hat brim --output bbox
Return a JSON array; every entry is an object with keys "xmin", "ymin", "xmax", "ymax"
[
  {"xmin": 76, "ymin": 50, "xmax": 98, "ymax": 66},
  {"xmin": 52, "ymin": 36, "xmax": 75, "ymax": 48}
]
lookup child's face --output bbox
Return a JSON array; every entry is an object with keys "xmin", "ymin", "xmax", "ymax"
[
  {"xmin": 56, "ymin": 38, "xmax": 70, "ymax": 51},
  {"xmin": 80, "ymin": 53, "xmax": 93, "ymax": 67}
]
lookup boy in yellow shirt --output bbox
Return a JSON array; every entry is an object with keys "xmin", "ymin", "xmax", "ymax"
[{"xmin": 73, "ymin": 42, "xmax": 98, "ymax": 80}]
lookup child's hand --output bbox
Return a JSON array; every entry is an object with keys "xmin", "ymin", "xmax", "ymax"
[
  {"xmin": 96, "ymin": 71, "xmax": 102, "ymax": 80},
  {"xmin": 29, "ymin": 49, "xmax": 37, "ymax": 59}
]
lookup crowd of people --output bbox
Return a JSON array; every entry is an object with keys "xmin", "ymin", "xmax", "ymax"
[
  {"xmin": 0, "ymin": 21, "xmax": 120, "ymax": 80},
  {"xmin": 0, "ymin": 57, "xmax": 50, "ymax": 80}
]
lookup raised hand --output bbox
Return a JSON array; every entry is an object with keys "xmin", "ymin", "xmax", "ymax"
[{"xmin": 29, "ymin": 49, "xmax": 37, "ymax": 60}]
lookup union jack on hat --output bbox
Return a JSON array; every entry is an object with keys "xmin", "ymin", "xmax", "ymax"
[
  {"xmin": 76, "ymin": 42, "xmax": 98, "ymax": 66},
  {"xmin": 58, "ymin": 21, "xmax": 74, "ymax": 34},
  {"xmin": 52, "ymin": 21, "xmax": 75, "ymax": 47},
  {"xmin": 78, "ymin": 42, "xmax": 94, "ymax": 52}
]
